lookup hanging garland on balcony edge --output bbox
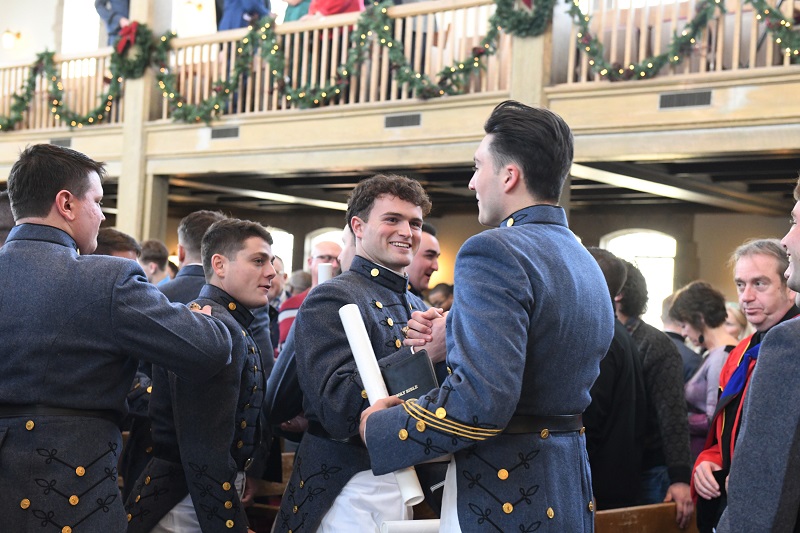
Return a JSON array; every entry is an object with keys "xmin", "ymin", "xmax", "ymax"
[
  {"xmin": 0, "ymin": 23, "xmax": 156, "ymax": 131},
  {"xmin": 745, "ymin": 0, "xmax": 800, "ymax": 61},
  {"xmin": 568, "ymin": 0, "xmax": 725, "ymax": 81},
  {"xmin": 0, "ymin": 51, "xmax": 123, "ymax": 131},
  {"xmin": 570, "ymin": 0, "xmax": 799, "ymax": 81}
]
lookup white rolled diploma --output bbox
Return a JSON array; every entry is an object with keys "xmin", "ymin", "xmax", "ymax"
[
  {"xmin": 381, "ymin": 519, "xmax": 440, "ymax": 533},
  {"xmin": 318, "ymin": 263, "xmax": 333, "ymax": 284},
  {"xmin": 338, "ymin": 303, "xmax": 425, "ymax": 507}
]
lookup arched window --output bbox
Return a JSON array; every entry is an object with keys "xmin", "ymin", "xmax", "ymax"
[
  {"xmin": 601, "ymin": 229, "xmax": 677, "ymax": 328},
  {"xmin": 265, "ymin": 227, "xmax": 294, "ymax": 274}
]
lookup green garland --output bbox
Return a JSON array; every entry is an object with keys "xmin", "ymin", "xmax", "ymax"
[
  {"xmin": 569, "ymin": 0, "xmax": 799, "ymax": 81},
  {"xmin": 568, "ymin": 0, "xmax": 724, "ymax": 80},
  {"xmin": 1, "ymin": 0, "xmax": 797, "ymax": 130}
]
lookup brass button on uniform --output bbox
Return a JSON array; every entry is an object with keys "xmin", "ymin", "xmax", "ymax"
[
  {"xmin": 588, "ymin": 500, "xmax": 594, "ymax": 512},
  {"xmin": 242, "ymin": 329, "xmax": 247, "ymax": 336},
  {"xmin": 435, "ymin": 408, "xmax": 447, "ymax": 419},
  {"xmin": 416, "ymin": 421, "xmax": 426, "ymax": 432},
  {"xmin": 506, "ymin": 218, "xmax": 514, "ymax": 227},
  {"xmin": 395, "ymin": 339, "xmax": 401, "ymax": 348},
  {"xmin": 293, "ymin": 505, "xmax": 299, "ymax": 513},
  {"xmin": 146, "ymin": 446, "xmax": 153, "ymax": 454},
  {"xmin": 250, "ymin": 347, "xmax": 256, "ymax": 353},
  {"xmin": 237, "ymin": 440, "xmax": 244, "ymax": 449},
  {"xmin": 375, "ymin": 301, "xmax": 383, "ymax": 309},
  {"xmin": 226, "ymin": 520, "xmax": 234, "ymax": 528},
  {"xmin": 240, "ymin": 420, "xmax": 247, "ymax": 429},
  {"xmin": 387, "ymin": 318, "xmax": 394, "ymax": 327},
  {"xmin": 135, "ymin": 495, "xmax": 141, "ymax": 502},
  {"xmin": 127, "ymin": 513, "xmax": 132, "ymax": 522},
  {"xmin": 144, "ymin": 476, "xmax": 151, "ymax": 485},
  {"xmin": 228, "ymin": 302, "xmax": 237, "ymax": 311},
  {"xmin": 502, "ymin": 502, "xmax": 513, "ymax": 514},
  {"xmin": 447, "ymin": 366, "xmax": 452, "ymax": 375},
  {"xmin": 223, "ymin": 481, "xmax": 231, "ymax": 491},
  {"xmin": 75, "ymin": 466, "xmax": 85, "ymax": 477},
  {"xmin": 540, "ymin": 429, "xmax": 550, "ymax": 439},
  {"xmin": 299, "ymin": 480, "xmax": 304, "ymax": 488},
  {"xmin": 371, "ymin": 268, "xmax": 380, "ymax": 277},
  {"xmin": 497, "ymin": 469, "xmax": 509, "ymax": 480},
  {"xmin": 20, "ymin": 499, "xmax": 30, "ymax": 510},
  {"xmin": 361, "ymin": 390, "xmax": 368, "ymax": 399},
  {"xmin": 69, "ymin": 495, "xmax": 79, "ymax": 506},
  {"xmin": 547, "ymin": 507, "xmax": 555, "ymax": 519},
  {"xmin": 225, "ymin": 500, "xmax": 233, "ymax": 509},
  {"xmin": 62, "ymin": 527, "xmax": 72, "ymax": 533},
  {"xmin": 25, "ymin": 420, "xmax": 34, "ymax": 431},
  {"xmin": 398, "ymin": 429, "xmax": 408, "ymax": 441},
  {"xmin": 188, "ymin": 302, "xmax": 201, "ymax": 310},
  {"xmin": 146, "ymin": 386, "xmax": 153, "ymax": 394}
]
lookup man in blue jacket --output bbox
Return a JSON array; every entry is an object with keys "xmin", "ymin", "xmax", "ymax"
[
  {"xmin": 361, "ymin": 101, "xmax": 614, "ymax": 532},
  {"xmin": 0, "ymin": 143, "xmax": 232, "ymax": 532}
]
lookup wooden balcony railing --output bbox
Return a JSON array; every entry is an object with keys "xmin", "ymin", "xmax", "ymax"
[
  {"xmin": 158, "ymin": 0, "xmax": 510, "ymax": 118},
  {"xmin": 563, "ymin": 0, "xmax": 798, "ymax": 83},
  {"xmin": 0, "ymin": 50, "xmax": 124, "ymax": 131}
]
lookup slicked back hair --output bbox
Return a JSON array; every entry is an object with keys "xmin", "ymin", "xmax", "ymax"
[
  {"xmin": 178, "ymin": 210, "xmax": 227, "ymax": 257},
  {"xmin": 346, "ymin": 174, "xmax": 431, "ymax": 231},
  {"xmin": 7, "ymin": 144, "xmax": 106, "ymax": 220},
  {"xmin": 483, "ymin": 100, "xmax": 573, "ymax": 203},
  {"xmin": 201, "ymin": 218, "xmax": 273, "ymax": 281}
]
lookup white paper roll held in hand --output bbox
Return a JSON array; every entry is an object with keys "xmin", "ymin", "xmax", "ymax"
[
  {"xmin": 338, "ymin": 303, "xmax": 425, "ymax": 507},
  {"xmin": 318, "ymin": 263, "xmax": 333, "ymax": 284},
  {"xmin": 380, "ymin": 519, "xmax": 440, "ymax": 533}
]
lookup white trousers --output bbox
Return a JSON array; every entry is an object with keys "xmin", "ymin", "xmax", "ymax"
[
  {"xmin": 151, "ymin": 471, "xmax": 246, "ymax": 533},
  {"xmin": 316, "ymin": 469, "xmax": 412, "ymax": 532}
]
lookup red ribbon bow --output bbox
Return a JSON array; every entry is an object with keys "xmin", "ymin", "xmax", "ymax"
[{"xmin": 116, "ymin": 21, "xmax": 139, "ymax": 55}]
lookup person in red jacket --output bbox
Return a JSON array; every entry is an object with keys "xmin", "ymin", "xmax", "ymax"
[{"xmin": 692, "ymin": 238, "xmax": 798, "ymax": 532}]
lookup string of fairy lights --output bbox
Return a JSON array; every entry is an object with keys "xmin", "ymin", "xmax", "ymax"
[{"xmin": 0, "ymin": 0, "xmax": 797, "ymax": 131}]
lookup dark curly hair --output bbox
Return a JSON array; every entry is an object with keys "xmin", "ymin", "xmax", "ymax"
[
  {"xmin": 618, "ymin": 259, "xmax": 648, "ymax": 318},
  {"xmin": 668, "ymin": 280, "xmax": 727, "ymax": 331},
  {"xmin": 346, "ymin": 174, "xmax": 431, "ymax": 231}
]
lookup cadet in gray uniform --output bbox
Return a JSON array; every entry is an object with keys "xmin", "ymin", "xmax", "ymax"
[
  {"xmin": 126, "ymin": 218, "xmax": 276, "ymax": 532},
  {"xmin": 0, "ymin": 144, "xmax": 232, "ymax": 532},
  {"xmin": 274, "ymin": 174, "xmax": 433, "ymax": 532},
  {"xmin": 361, "ymin": 101, "xmax": 614, "ymax": 532}
]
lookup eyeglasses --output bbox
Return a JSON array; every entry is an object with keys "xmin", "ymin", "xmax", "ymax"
[{"xmin": 314, "ymin": 255, "xmax": 339, "ymax": 263}]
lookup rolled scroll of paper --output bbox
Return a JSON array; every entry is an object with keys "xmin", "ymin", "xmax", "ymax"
[
  {"xmin": 318, "ymin": 263, "xmax": 333, "ymax": 284},
  {"xmin": 338, "ymin": 303, "xmax": 425, "ymax": 506},
  {"xmin": 380, "ymin": 519, "xmax": 440, "ymax": 533}
]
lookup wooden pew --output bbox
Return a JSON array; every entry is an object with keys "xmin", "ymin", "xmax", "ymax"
[{"xmin": 596, "ymin": 502, "xmax": 699, "ymax": 533}]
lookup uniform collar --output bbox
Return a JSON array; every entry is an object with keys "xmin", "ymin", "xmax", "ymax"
[
  {"xmin": 176, "ymin": 264, "xmax": 205, "ymax": 278},
  {"xmin": 198, "ymin": 284, "xmax": 255, "ymax": 328},
  {"xmin": 499, "ymin": 204, "xmax": 567, "ymax": 229},
  {"xmin": 350, "ymin": 255, "xmax": 408, "ymax": 294},
  {"xmin": 6, "ymin": 223, "xmax": 78, "ymax": 251}
]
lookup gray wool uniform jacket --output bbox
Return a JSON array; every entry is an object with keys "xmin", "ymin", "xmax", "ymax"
[
  {"xmin": 274, "ymin": 255, "xmax": 426, "ymax": 533},
  {"xmin": 0, "ymin": 224, "xmax": 232, "ymax": 532},
  {"xmin": 365, "ymin": 205, "xmax": 615, "ymax": 532},
  {"xmin": 716, "ymin": 317, "xmax": 800, "ymax": 533},
  {"xmin": 125, "ymin": 284, "xmax": 268, "ymax": 533}
]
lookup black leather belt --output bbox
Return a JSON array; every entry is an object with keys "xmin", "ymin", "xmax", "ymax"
[
  {"xmin": 307, "ymin": 421, "xmax": 365, "ymax": 448},
  {"xmin": 503, "ymin": 414, "xmax": 584, "ymax": 435},
  {"xmin": 0, "ymin": 404, "xmax": 120, "ymax": 426}
]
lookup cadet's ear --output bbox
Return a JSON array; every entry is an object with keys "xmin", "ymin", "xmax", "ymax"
[
  {"xmin": 502, "ymin": 164, "xmax": 522, "ymax": 193},
  {"xmin": 54, "ymin": 190, "xmax": 76, "ymax": 221},
  {"xmin": 351, "ymin": 216, "xmax": 366, "ymax": 240},
  {"xmin": 211, "ymin": 253, "xmax": 227, "ymax": 279},
  {"xmin": 177, "ymin": 244, "xmax": 186, "ymax": 264}
]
